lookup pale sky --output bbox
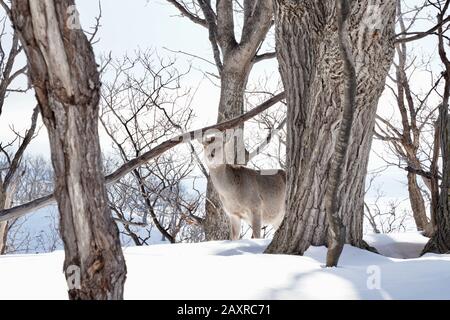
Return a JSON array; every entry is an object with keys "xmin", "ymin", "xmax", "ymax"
[{"xmin": 0, "ymin": 0, "xmax": 441, "ymax": 201}]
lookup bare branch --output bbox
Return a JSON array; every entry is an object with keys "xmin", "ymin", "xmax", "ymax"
[
  {"xmin": 396, "ymin": 6, "xmax": 450, "ymax": 43},
  {"xmin": 253, "ymin": 51, "xmax": 276, "ymax": 64},
  {"xmin": 0, "ymin": 92, "xmax": 285, "ymax": 222},
  {"xmin": 166, "ymin": 0, "xmax": 208, "ymax": 27},
  {"xmin": 3, "ymin": 105, "xmax": 39, "ymax": 191}
]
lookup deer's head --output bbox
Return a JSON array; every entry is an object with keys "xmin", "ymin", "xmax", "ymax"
[
  {"xmin": 201, "ymin": 129, "xmax": 250, "ymax": 167},
  {"xmin": 201, "ymin": 134, "xmax": 225, "ymax": 169}
]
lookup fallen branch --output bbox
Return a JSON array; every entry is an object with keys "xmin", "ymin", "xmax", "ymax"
[{"xmin": 0, "ymin": 92, "xmax": 285, "ymax": 222}]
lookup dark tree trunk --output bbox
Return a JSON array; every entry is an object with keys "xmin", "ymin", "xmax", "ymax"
[
  {"xmin": 0, "ymin": 192, "xmax": 8, "ymax": 254},
  {"xmin": 407, "ymin": 172, "xmax": 429, "ymax": 232},
  {"xmin": 10, "ymin": 0, "xmax": 126, "ymax": 299},
  {"xmin": 266, "ymin": 0, "xmax": 396, "ymax": 255},
  {"xmin": 422, "ymin": 2, "xmax": 450, "ymax": 254},
  {"xmin": 430, "ymin": 119, "xmax": 441, "ymax": 229},
  {"xmin": 423, "ymin": 108, "xmax": 450, "ymax": 254}
]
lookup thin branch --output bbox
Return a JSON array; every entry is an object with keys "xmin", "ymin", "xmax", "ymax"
[
  {"xmin": 3, "ymin": 105, "xmax": 39, "ymax": 190},
  {"xmin": 166, "ymin": 0, "xmax": 208, "ymax": 28},
  {"xmin": 248, "ymin": 116, "xmax": 286, "ymax": 161},
  {"xmin": 396, "ymin": 15, "xmax": 450, "ymax": 43},
  {"xmin": 253, "ymin": 51, "xmax": 277, "ymax": 64}
]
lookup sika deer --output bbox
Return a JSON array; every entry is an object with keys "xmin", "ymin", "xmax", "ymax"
[{"xmin": 202, "ymin": 135, "xmax": 286, "ymax": 240}]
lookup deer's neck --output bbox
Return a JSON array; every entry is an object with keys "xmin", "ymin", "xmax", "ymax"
[{"xmin": 208, "ymin": 165, "xmax": 234, "ymax": 192}]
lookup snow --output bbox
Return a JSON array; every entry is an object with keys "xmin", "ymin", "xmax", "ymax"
[
  {"xmin": 364, "ymin": 232, "xmax": 429, "ymax": 259},
  {"xmin": 0, "ymin": 232, "xmax": 449, "ymax": 300}
]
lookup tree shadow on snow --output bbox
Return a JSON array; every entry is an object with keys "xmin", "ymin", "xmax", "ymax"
[{"xmin": 263, "ymin": 245, "xmax": 450, "ymax": 300}]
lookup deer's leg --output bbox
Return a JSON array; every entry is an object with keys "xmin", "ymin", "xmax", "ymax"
[
  {"xmin": 251, "ymin": 211, "xmax": 262, "ymax": 239},
  {"xmin": 230, "ymin": 214, "xmax": 241, "ymax": 240}
]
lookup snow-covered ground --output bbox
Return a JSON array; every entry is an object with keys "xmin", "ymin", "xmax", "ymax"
[{"xmin": 0, "ymin": 232, "xmax": 449, "ymax": 300}]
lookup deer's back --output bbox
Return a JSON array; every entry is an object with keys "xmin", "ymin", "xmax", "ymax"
[{"xmin": 210, "ymin": 165, "xmax": 286, "ymax": 224}]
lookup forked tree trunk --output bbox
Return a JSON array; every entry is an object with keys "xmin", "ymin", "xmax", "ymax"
[
  {"xmin": 266, "ymin": 0, "xmax": 396, "ymax": 255},
  {"xmin": 202, "ymin": 1, "xmax": 273, "ymax": 240},
  {"xmin": 10, "ymin": 0, "xmax": 126, "ymax": 299}
]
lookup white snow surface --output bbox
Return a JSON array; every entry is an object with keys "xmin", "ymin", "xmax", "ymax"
[{"xmin": 1, "ymin": 232, "xmax": 449, "ymax": 300}]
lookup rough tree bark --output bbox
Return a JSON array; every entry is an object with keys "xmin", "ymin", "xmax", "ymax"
[
  {"xmin": 10, "ymin": 0, "xmax": 126, "ymax": 299},
  {"xmin": 423, "ymin": 105, "xmax": 450, "ymax": 254},
  {"xmin": 423, "ymin": 3, "xmax": 450, "ymax": 253},
  {"xmin": 266, "ymin": 0, "xmax": 396, "ymax": 255},
  {"xmin": 324, "ymin": 0, "xmax": 356, "ymax": 267}
]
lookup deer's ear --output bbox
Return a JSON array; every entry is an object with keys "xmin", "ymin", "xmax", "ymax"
[{"xmin": 202, "ymin": 136, "xmax": 216, "ymax": 146}]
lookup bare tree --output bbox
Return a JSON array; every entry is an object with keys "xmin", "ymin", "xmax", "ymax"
[
  {"xmin": 0, "ymin": 106, "xmax": 37, "ymax": 254},
  {"xmin": 166, "ymin": 0, "xmax": 275, "ymax": 240},
  {"xmin": 0, "ymin": 8, "xmax": 33, "ymax": 254},
  {"xmin": 266, "ymin": 0, "xmax": 396, "ymax": 255},
  {"xmin": 8, "ymin": 0, "xmax": 126, "ymax": 299},
  {"xmin": 5, "ymin": 156, "xmax": 56, "ymax": 254},
  {"xmin": 364, "ymin": 182, "xmax": 411, "ymax": 234},
  {"xmin": 99, "ymin": 52, "xmax": 206, "ymax": 245},
  {"xmin": 0, "ymin": 16, "xmax": 27, "ymax": 117},
  {"xmin": 374, "ymin": 0, "xmax": 450, "ymax": 236},
  {"xmin": 423, "ymin": 0, "xmax": 450, "ymax": 253}
]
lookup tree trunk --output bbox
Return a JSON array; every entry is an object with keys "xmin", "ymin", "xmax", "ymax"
[
  {"xmin": 204, "ymin": 181, "xmax": 231, "ymax": 240},
  {"xmin": 266, "ymin": 0, "xmax": 396, "ymax": 255},
  {"xmin": 0, "ymin": 222, "xmax": 6, "ymax": 254},
  {"xmin": 430, "ymin": 119, "xmax": 441, "ymax": 229},
  {"xmin": 423, "ymin": 108, "xmax": 450, "ymax": 254},
  {"xmin": 11, "ymin": 0, "xmax": 126, "ymax": 299},
  {"xmin": 0, "ymin": 182, "xmax": 17, "ymax": 254},
  {"xmin": 324, "ymin": 0, "xmax": 356, "ymax": 267},
  {"xmin": 407, "ymin": 172, "xmax": 429, "ymax": 232},
  {"xmin": 0, "ymin": 192, "xmax": 7, "ymax": 254}
]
